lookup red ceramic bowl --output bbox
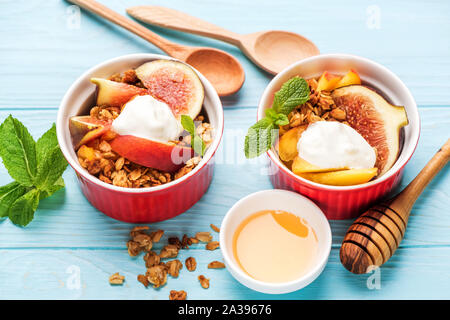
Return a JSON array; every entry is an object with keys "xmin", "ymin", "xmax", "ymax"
[
  {"xmin": 57, "ymin": 54, "xmax": 224, "ymax": 223},
  {"xmin": 258, "ymin": 54, "xmax": 420, "ymax": 220}
]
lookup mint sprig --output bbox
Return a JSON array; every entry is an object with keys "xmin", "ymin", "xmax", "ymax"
[
  {"xmin": 180, "ymin": 115, "xmax": 206, "ymax": 156},
  {"xmin": 0, "ymin": 115, "xmax": 68, "ymax": 226},
  {"xmin": 244, "ymin": 77, "xmax": 310, "ymax": 158}
]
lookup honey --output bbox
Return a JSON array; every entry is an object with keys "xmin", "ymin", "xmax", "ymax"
[{"xmin": 232, "ymin": 210, "xmax": 318, "ymax": 283}]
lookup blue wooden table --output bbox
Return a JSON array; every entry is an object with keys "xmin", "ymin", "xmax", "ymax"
[{"xmin": 0, "ymin": 0, "xmax": 449, "ymax": 300}]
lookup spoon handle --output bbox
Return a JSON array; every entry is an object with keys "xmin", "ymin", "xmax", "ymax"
[
  {"xmin": 127, "ymin": 6, "xmax": 242, "ymax": 46},
  {"xmin": 67, "ymin": 0, "xmax": 187, "ymax": 58}
]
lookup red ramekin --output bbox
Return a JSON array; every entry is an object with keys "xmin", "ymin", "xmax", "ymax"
[
  {"xmin": 57, "ymin": 54, "xmax": 224, "ymax": 223},
  {"xmin": 258, "ymin": 54, "xmax": 420, "ymax": 220}
]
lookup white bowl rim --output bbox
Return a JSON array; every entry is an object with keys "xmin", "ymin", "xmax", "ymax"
[
  {"xmin": 257, "ymin": 53, "xmax": 420, "ymax": 191},
  {"xmin": 56, "ymin": 53, "xmax": 224, "ymax": 194},
  {"xmin": 219, "ymin": 189, "xmax": 332, "ymax": 293}
]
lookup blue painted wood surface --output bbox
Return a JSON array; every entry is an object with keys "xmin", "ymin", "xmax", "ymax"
[{"xmin": 0, "ymin": 0, "xmax": 449, "ymax": 299}]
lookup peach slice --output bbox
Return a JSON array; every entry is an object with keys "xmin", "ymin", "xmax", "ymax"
[
  {"xmin": 77, "ymin": 145, "xmax": 97, "ymax": 162},
  {"xmin": 91, "ymin": 78, "xmax": 148, "ymax": 108},
  {"xmin": 292, "ymin": 156, "xmax": 346, "ymax": 174},
  {"xmin": 277, "ymin": 125, "xmax": 307, "ymax": 162},
  {"xmin": 335, "ymin": 69, "xmax": 361, "ymax": 89},
  {"xmin": 298, "ymin": 168, "xmax": 378, "ymax": 186},
  {"xmin": 110, "ymin": 135, "xmax": 194, "ymax": 172},
  {"xmin": 69, "ymin": 116, "xmax": 111, "ymax": 149},
  {"xmin": 317, "ymin": 71, "xmax": 341, "ymax": 91}
]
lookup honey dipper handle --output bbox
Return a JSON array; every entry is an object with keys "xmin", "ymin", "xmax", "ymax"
[{"xmin": 388, "ymin": 139, "xmax": 450, "ymax": 219}]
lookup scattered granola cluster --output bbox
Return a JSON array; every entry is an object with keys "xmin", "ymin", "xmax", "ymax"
[
  {"xmin": 109, "ymin": 272, "xmax": 125, "ymax": 285},
  {"xmin": 113, "ymin": 223, "xmax": 224, "ymax": 300},
  {"xmin": 282, "ymin": 78, "xmax": 349, "ymax": 132}
]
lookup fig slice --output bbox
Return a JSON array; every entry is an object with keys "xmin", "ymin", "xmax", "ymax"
[
  {"xmin": 331, "ymin": 85, "xmax": 409, "ymax": 176},
  {"xmin": 135, "ymin": 60, "xmax": 204, "ymax": 119},
  {"xmin": 69, "ymin": 115, "xmax": 111, "ymax": 149},
  {"xmin": 91, "ymin": 78, "xmax": 148, "ymax": 108}
]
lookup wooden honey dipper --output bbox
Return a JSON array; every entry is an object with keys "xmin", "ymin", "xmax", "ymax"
[{"xmin": 340, "ymin": 138, "xmax": 450, "ymax": 274}]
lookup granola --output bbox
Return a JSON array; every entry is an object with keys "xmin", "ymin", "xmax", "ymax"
[
  {"xmin": 195, "ymin": 232, "xmax": 212, "ymax": 243},
  {"xmin": 147, "ymin": 264, "xmax": 168, "ymax": 288},
  {"xmin": 144, "ymin": 251, "xmax": 161, "ymax": 268},
  {"xmin": 125, "ymin": 225, "xmax": 225, "ymax": 298},
  {"xmin": 181, "ymin": 234, "xmax": 192, "ymax": 249},
  {"xmin": 283, "ymin": 80, "xmax": 348, "ymax": 133},
  {"xmin": 109, "ymin": 272, "xmax": 125, "ymax": 285},
  {"xmin": 170, "ymin": 290, "xmax": 187, "ymax": 300},
  {"xmin": 208, "ymin": 261, "xmax": 226, "ymax": 269},
  {"xmin": 159, "ymin": 244, "xmax": 179, "ymax": 259},
  {"xmin": 150, "ymin": 229, "xmax": 164, "ymax": 243},
  {"xmin": 137, "ymin": 274, "xmax": 150, "ymax": 287},
  {"xmin": 72, "ymin": 68, "xmax": 213, "ymax": 189},
  {"xmin": 210, "ymin": 224, "xmax": 220, "ymax": 233},
  {"xmin": 198, "ymin": 275, "xmax": 210, "ymax": 289},
  {"xmin": 205, "ymin": 241, "xmax": 220, "ymax": 251},
  {"xmin": 168, "ymin": 236, "xmax": 182, "ymax": 250},
  {"xmin": 166, "ymin": 259, "xmax": 183, "ymax": 278},
  {"xmin": 185, "ymin": 257, "xmax": 197, "ymax": 272}
]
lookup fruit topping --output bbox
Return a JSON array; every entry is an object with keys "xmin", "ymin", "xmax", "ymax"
[
  {"xmin": 135, "ymin": 60, "xmax": 204, "ymax": 119},
  {"xmin": 317, "ymin": 71, "xmax": 341, "ymax": 91},
  {"xmin": 69, "ymin": 115, "xmax": 111, "ymax": 149},
  {"xmin": 335, "ymin": 69, "xmax": 361, "ymax": 88},
  {"xmin": 90, "ymin": 78, "xmax": 147, "ymax": 108},
  {"xmin": 277, "ymin": 125, "xmax": 307, "ymax": 162},
  {"xmin": 292, "ymin": 156, "xmax": 346, "ymax": 174},
  {"xmin": 298, "ymin": 168, "xmax": 378, "ymax": 186},
  {"xmin": 331, "ymin": 85, "xmax": 408, "ymax": 176},
  {"xmin": 109, "ymin": 135, "xmax": 194, "ymax": 173}
]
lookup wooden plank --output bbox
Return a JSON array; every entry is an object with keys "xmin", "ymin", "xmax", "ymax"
[
  {"xmin": 0, "ymin": 0, "xmax": 449, "ymax": 107},
  {"xmin": 0, "ymin": 246, "xmax": 448, "ymax": 299},
  {"xmin": 0, "ymin": 107, "xmax": 448, "ymax": 249}
]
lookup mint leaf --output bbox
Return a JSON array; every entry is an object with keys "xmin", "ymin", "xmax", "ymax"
[
  {"xmin": 180, "ymin": 115, "xmax": 195, "ymax": 136},
  {"xmin": 36, "ymin": 123, "xmax": 58, "ymax": 163},
  {"xmin": 192, "ymin": 135, "xmax": 206, "ymax": 156},
  {"xmin": 244, "ymin": 118, "xmax": 278, "ymax": 158},
  {"xmin": 39, "ymin": 176, "xmax": 65, "ymax": 200},
  {"xmin": 0, "ymin": 182, "xmax": 28, "ymax": 218},
  {"xmin": 274, "ymin": 114, "xmax": 289, "ymax": 126},
  {"xmin": 9, "ymin": 188, "xmax": 40, "ymax": 227},
  {"xmin": 244, "ymin": 76, "xmax": 310, "ymax": 159},
  {"xmin": 265, "ymin": 108, "xmax": 278, "ymax": 120},
  {"xmin": 273, "ymin": 77, "xmax": 310, "ymax": 116},
  {"xmin": 180, "ymin": 115, "xmax": 206, "ymax": 156},
  {"xmin": 0, "ymin": 115, "xmax": 37, "ymax": 186},
  {"xmin": 35, "ymin": 125, "xmax": 68, "ymax": 188},
  {"xmin": 0, "ymin": 116, "xmax": 67, "ymax": 226}
]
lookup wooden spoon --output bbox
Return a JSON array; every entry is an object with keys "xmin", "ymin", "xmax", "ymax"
[
  {"xmin": 340, "ymin": 138, "xmax": 450, "ymax": 274},
  {"xmin": 68, "ymin": 0, "xmax": 245, "ymax": 96},
  {"xmin": 127, "ymin": 6, "xmax": 320, "ymax": 75}
]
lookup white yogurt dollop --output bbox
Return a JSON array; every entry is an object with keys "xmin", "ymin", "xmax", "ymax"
[
  {"xmin": 297, "ymin": 121, "xmax": 376, "ymax": 169},
  {"xmin": 112, "ymin": 95, "xmax": 181, "ymax": 143}
]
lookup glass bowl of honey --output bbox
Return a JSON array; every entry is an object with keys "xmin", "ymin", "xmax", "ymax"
[{"xmin": 220, "ymin": 189, "xmax": 332, "ymax": 294}]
